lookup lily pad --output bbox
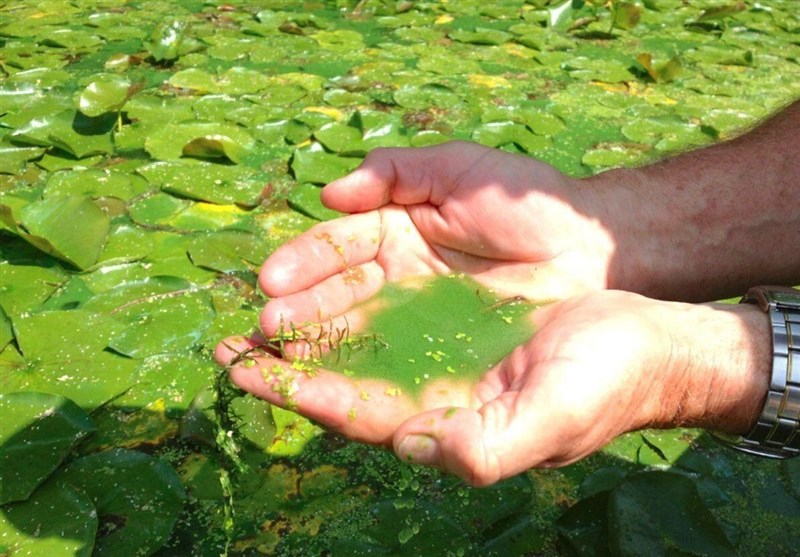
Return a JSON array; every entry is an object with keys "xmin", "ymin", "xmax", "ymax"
[
  {"xmin": 471, "ymin": 121, "xmax": 551, "ymax": 154},
  {"xmin": 77, "ymin": 74, "xmax": 135, "ymax": 117},
  {"xmin": 0, "ymin": 480, "xmax": 98, "ymax": 557},
  {"xmin": 187, "ymin": 230, "xmax": 270, "ymax": 273},
  {"xmin": 5, "ymin": 194, "xmax": 110, "ymax": 270},
  {"xmin": 145, "ymin": 122, "xmax": 255, "ymax": 163},
  {"xmin": 55, "ymin": 449, "xmax": 185, "ymax": 557},
  {"xmin": 10, "ymin": 109, "xmax": 114, "ymax": 158},
  {"xmin": 291, "ymin": 143, "xmax": 361, "ymax": 185},
  {"xmin": 137, "ymin": 160, "xmax": 263, "ymax": 206},
  {"xmin": 393, "ymin": 83, "xmax": 462, "ymax": 110},
  {"xmin": 0, "ymin": 146, "xmax": 45, "ymax": 175},
  {"xmin": 0, "ymin": 391, "xmax": 96, "ymax": 504},
  {"xmin": 287, "ymin": 182, "xmax": 344, "ymax": 221}
]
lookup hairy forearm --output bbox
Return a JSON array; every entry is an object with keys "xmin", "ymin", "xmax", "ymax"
[{"xmin": 582, "ymin": 99, "xmax": 800, "ymax": 302}]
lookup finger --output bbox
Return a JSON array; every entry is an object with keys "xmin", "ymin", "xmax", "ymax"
[
  {"xmin": 322, "ymin": 141, "xmax": 488, "ymax": 212},
  {"xmin": 259, "ymin": 261, "xmax": 385, "ymax": 335},
  {"xmin": 228, "ymin": 353, "xmax": 417, "ymax": 445},
  {"xmin": 259, "ymin": 212, "xmax": 382, "ymax": 297}
]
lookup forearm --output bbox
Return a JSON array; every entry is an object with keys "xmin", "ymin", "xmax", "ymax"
[{"xmin": 582, "ymin": 100, "xmax": 800, "ymax": 302}]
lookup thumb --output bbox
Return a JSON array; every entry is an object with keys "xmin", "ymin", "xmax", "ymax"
[{"xmin": 392, "ymin": 394, "xmax": 547, "ymax": 487}]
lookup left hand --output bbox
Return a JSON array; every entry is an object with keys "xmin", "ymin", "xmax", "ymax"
[{"xmin": 215, "ymin": 290, "xmax": 769, "ymax": 486}]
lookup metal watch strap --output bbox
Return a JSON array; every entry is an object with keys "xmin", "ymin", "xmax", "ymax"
[{"xmin": 731, "ymin": 285, "xmax": 800, "ymax": 458}]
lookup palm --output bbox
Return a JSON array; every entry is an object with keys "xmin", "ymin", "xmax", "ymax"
[{"xmin": 259, "ymin": 142, "xmax": 607, "ymax": 336}]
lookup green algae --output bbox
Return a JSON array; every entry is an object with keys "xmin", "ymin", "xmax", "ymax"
[{"xmin": 321, "ymin": 275, "xmax": 537, "ymax": 395}]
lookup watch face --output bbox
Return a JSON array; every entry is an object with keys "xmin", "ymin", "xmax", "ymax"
[{"xmin": 773, "ymin": 291, "xmax": 800, "ymax": 308}]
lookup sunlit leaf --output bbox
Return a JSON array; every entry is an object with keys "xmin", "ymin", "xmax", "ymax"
[
  {"xmin": 77, "ymin": 74, "xmax": 135, "ymax": 117},
  {"xmin": 611, "ymin": 2, "xmax": 643, "ymax": 31},
  {"xmin": 145, "ymin": 122, "xmax": 255, "ymax": 163},
  {"xmin": 291, "ymin": 143, "xmax": 361, "ymax": 185},
  {"xmin": 0, "ymin": 392, "xmax": 95, "ymax": 504},
  {"xmin": 0, "ymin": 480, "xmax": 97, "ymax": 557},
  {"xmin": 144, "ymin": 19, "xmax": 190, "ymax": 62},
  {"xmin": 287, "ymin": 182, "xmax": 344, "ymax": 221}
]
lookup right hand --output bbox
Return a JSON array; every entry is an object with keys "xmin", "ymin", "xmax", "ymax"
[{"xmin": 258, "ymin": 141, "xmax": 615, "ymax": 335}]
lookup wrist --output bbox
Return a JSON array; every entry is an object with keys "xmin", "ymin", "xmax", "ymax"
[{"xmin": 657, "ymin": 301, "xmax": 771, "ymax": 434}]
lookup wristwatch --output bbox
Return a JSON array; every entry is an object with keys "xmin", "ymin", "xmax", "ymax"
[{"xmin": 721, "ymin": 285, "xmax": 800, "ymax": 458}]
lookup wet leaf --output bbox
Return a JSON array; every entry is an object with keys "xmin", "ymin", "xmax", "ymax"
[
  {"xmin": 287, "ymin": 182, "xmax": 344, "ymax": 221},
  {"xmin": 187, "ymin": 230, "xmax": 269, "ymax": 273},
  {"xmin": 393, "ymin": 83, "xmax": 462, "ymax": 110},
  {"xmin": 145, "ymin": 122, "xmax": 255, "ymax": 164},
  {"xmin": 7, "ymin": 195, "xmax": 110, "ymax": 270},
  {"xmin": 55, "ymin": 449, "xmax": 185, "ymax": 557},
  {"xmin": 608, "ymin": 471, "xmax": 735, "ymax": 556},
  {"xmin": 10, "ymin": 109, "xmax": 114, "ymax": 158},
  {"xmin": 137, "ymin": 160, "xmax": 262, "ymax": 206},
  {"xmin": 611, "ymin": 2, "xmax": 643, "ymax": 31},
  {"xmin": 77, "ymin": 74, "xmax": 135, "ymax": 117},
  {"xmin": 144, "ymin": 19, "xmax": 189, "ymax": 62},
  {"xmin": 449, "ymin": 28, "xmax": 512, "ymax": 46},
  {"xmin": 0, "ymin": 146, "xmax": 45, "ymax": 175},
  {"xmin": 291, "ymin": 143, "xmax": 361, "ymax": 185},
  {"xmin": 0, "ymin": 480, "xmax": 97, "ymax": 557},
  {"xmin": 0, "ymin": 392, "xmax": 96, "ymax": 504},
  {"xmin": 472, "ymin": 121, "xmax": 552, "ymax": 154}
]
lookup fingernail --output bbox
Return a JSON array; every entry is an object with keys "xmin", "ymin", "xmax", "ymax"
[{"xmin": 398, "ymin": 434, "xmax": 439, "ymax": 465}]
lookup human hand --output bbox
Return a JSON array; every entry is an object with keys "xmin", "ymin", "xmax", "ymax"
[
  {"xmin": 258, "ymin": 141, "xmax": 617, "ymax": 336},
  {"xmin": 216, "ymin": 290, "xmax": 769, "ymax": 486}
]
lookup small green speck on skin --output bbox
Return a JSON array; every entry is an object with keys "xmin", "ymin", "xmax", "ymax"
[
  {"xmin": 243, "ymin": 358, "xmax": 256, "ymax": 368},
  {"xmin": 446, "ymin": 366, "xmax": 455, "ymax": 373},
  {"xmin": 360, "ymin": 390, "xmax": 370, "ymax": 401},
  {"xmin": 444, "ymin": 407, "xmax": 458, "ymax": 419},
  {"xmin": 385, "ymin": 387, "xmax": 402, "ymax": 397},
  {"xmin": 347, "ymin": 407, "xmax": 357, "ymax": 421},
  {"xmin": 343, "ymin": 369, "xmax": 355, "ymax": 377}
]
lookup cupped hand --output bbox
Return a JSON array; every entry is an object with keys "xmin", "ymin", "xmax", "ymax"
[
  {"xmin": 217, "ymin": 290, "xmax": 765, "ymax": 486},
  {"xmin": 258, "ymin": 141, "xmax": 615, "ymax": 337}
]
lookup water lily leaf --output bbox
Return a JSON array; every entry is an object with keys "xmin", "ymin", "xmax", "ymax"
[
  {"xmin": 449, "ymin": 28, "xmax": 512, "ymax": 46},
  {"xmin": 187, "ymin": 230, "xmax": 270, "ymax": 273},
  {"xmin": 312, "ymin": 29, "xmax": 365, "ymax": 52},
  {"xmin": 481, "ymin": 107, "xmax": 567, "ymax": 136},
  {"xmin": 581, "ymin": 143, "xmax": 650, "ymax": 169},
  {"xmin": 55, "ymin": 449, "xmax": 185, "ymax": 557},
  {"xmin": 11, "ymin": 109, "xmax": 114, "ymax": 158},
  {"xmin": 106, "ymin": 287, "xmax": 215, "ymax": 359},
  {"xmin": 410, "ymin": 130, "xmax": 451, "ymax": 147},
  {"xmin": 561, "ymin": 56, "xmax": 635, "ymax": 83},
  {"xmin": 549, "ymin": 0, "xmax": 587, "ymax": 31},
  {"xmin": 137, "ymin": 160, "xmax": 262, "ymax": 206},
  {"xmin": 40, "ymin": 28, "xmax": 103, "ymax": 51},
  {"xmin": 77, "ymin": 74, "xmax": 135, "ymax": 117},
  {"xmin": 621, "ymin": 116, "xmax": 714, "ymax": 151},
  {"xmin": 611, "ymin": 2, "xmax": 643, "ymax": 31},
  {"xmin": 35, "ymin": 152, "xmax": 104, "ymax": 172},
  {"xmin": 314, "ymin": 122, "xmax": 364, "ymax": 154},
  {"xmin": 608, "ymin": 471, "xmax": 735, "ymax": 556},
  {"xmin": 16, "ymin": 195, "xmax": 110, "ymax": 270},
  {"xmin": 556, "ymin": 491, "xmax": 611, "ymax": 556},
  {"xmin": 144, "ymin": 19, "xmax": 189, "ymax": 62},
  {"xmin": 0, "ymin": 146, "xmax": 44, "ymax": 174},
  {"xmin": 145, "ymin": 122, "xmax": 255, "ymax": 164},
  {"xmin": 43, "ymin": 168, "xmax": 147, "ymax": 201},
  {"xmin": 287, "ymin": 183, "xmax": 344, "ymax": 221},
  {"xmin": 0, "ymin": 261, "xmax": 65, "ymax": 318},
  {"xmin": 0, "ymin": 391, "xmax": 96, "ymax": 504},
  {"xmin": 0, "ymin": 480, "xmax": 97, "ymax": 557},
  {"xmin": 291, "ymin": 143, "xmax": 361, "ymax": 185},
  {"xmin": 416, "ymin": 50, "xmax": 481, "ymax": 75},
  {"xmin": 472, "ymin": 121, "xmax": 551, "ymax": 154},
  {"xmin": 393, "ymin": 83, "xmax": 462, "ymax": 110},
  {"xmin": 636, "ymin": 53, "xmax": 683, "ymax": 82},
  {"xmin": 8, "ymin": 310, "xmax": 137, "ymax": 409},
  {"xmin": 0, "ymin": 306, "xmax": 12, "ymax": 351},
  {"xmin": 169, "ymin": 67, "xmax": 270, "ymax": 95},
  {"xmin": 698, "ymin": 1, "xmax": 746, "ymax": 22}
]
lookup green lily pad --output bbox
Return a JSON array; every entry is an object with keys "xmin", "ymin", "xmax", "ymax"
[
  {"xmin": 608, "ymin": 471, "xmax": 735, "ymax": 555},
  {"xmin": 7, "ymin": 309, "xmax": 137, "ymax": 409},
  {"xmin": 393, "ymin": 83, "xmax": 462, "ymax": 110},
  {"xmin": 56, "ymin": 449, "xmax": 185, "ymax": 557},
  {"xmin": 471, "ymin": 121, "xmax": 552, "ymax": 154},
  {"xmin": 137, "ymin": 160, "xmax": 262, "ymax": 206},
  {"xmin": 105, "ymin": 287, "xmax": 215, "ymax": 359},
  {"xmin": 0, "ymin": 480, "xmax": 98, "ymax": 557},
  {"xmin": 0, "ymin": 260, "xmax": 66, "ymax": 318},
  {"xmin": 145, "ymin": 122, "xmax": 255, "ymax": 164},
  {"xmin": 611, "ymin": 2, "xmax": 643, "ymax": 31},
  {"xmin": 287, "ymin": 182, "xmax": 344, "ymax": 221},
  {"xmin": 77, "ymin": 74, "xmax": 135, "ymax": 117},
  {"xmin": 291, "ymin": 143, "xmax": 361, "ymax": 185},
  {"xmin": 187, "ymin": 230, "xmax": 270, "ymax": 273},
  {"xmin": 312, "ymin": 29, "xmax": 365, "ymax": 52},
  {"xmin": 561, "ymin": 56, "xmax": 636, "ymax": 83},
  {"xmin": 10, "ymin": 109, "xmax": 114, "ymax": 158},
  {"xmin": 314, "ymin": 122, "xmax": 364, "ymax": 155},
  {"xmin": 43, "ymin": 168, "xmax": 148, "ymax": 201},
  {"xmin": 449, "ymin": 28, "xmax": 512, "ymax": 46},
  {"xmin": 0, "ymin": 146, "xmax": 45, "ymax": 175},
  {"xmin": 0, "ymin": 392, "xmax": 96, "ymax": 504},
  {"xmin": 144, "ymin": 19, "xmax": 190, "ymax": 62},
  {"xmin": 3, "ymin": 194, "xmax": 110, "ymax": 270},
  {"xmin": 169, "ymin": 67, "xmax": 270, "ymax": 95},
  {"xmin": 581, "ymin": 143, "xmax": 650, "ymax": 169},
  {"xmin": 0, "ymin": 306, "xmax": 12, "ymax": 350}
]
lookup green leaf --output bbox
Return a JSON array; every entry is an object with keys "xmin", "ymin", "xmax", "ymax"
[
  {"xmin": 0, "ymin": 480, "xmax": 98, "ymax": 557},
  {"xmin": 393, "ymin": 83, "xmax": 462, "ymax": 110},
  {"xmin": 144, "ymin": 122, "xmax": 255, "ymax": 164},
  {"xmin": 137, "ymin": 160, "xmax": 262, "ymax": 206},
  {"xmin": 14, "ymin": 195, "xmax": 110, "ymax": 270},
  {"xmin": 291, "ymin": 144, "xmax": 361, "ymax": 185},
  {"xmin": 10, "ymin": 109, "xmax": 114, "ymax": 158},
  {"xmin": 608, "ymin": 472, "xmax": 735, "ymax": 556},
  {"xmin": 187, "ymin": 230, "xmax": 270, "ymax": 273},
  {"xmin": 287, "ymin": 183, "xmax": 344, "ymax": 221},
  {"xmin": 145, "ymin": 19, "xmax": 189, "ymax": 62},
  {"xmin": 77, "ymin": 74, "xmax": 135, "ymax": 117},
  {"xmin": 471, "ymin": 121, "xmax": 551, "ymax": 154},
  {"xmin": 55, "ymin": 449, "xmax": 185, "ymax": 557},
  {"xmin": 0, "ymin": 306, "xmax": 12, "ymax": 351},
  {"xmin": 449, "ymin": 28, "xmax": 512, "ymax": 46},
  {"xmin": 611, "ymin": 2, "xmax": 643, "ymax": 31},
  {"xmin": 0, "ymin": 146, "xmax": 45, "ymax": 175},
  {"xmin": 0, "ymin": 392, "xmax": 96, "ymax": 504},
  {"xmin": 549, "ymin": 0, "xmax": 587, "ymax": 31}
]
